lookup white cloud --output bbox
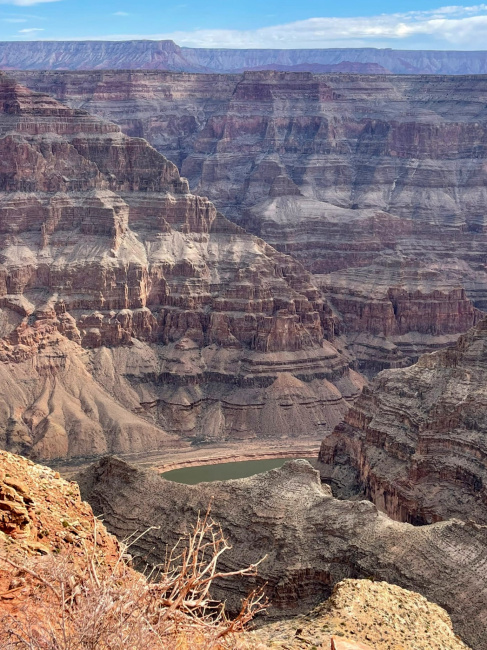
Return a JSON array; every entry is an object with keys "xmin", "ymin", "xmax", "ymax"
[
  {"xmin": 18, "ymin": 26, "xmax": 43, "ymax": 32},
  {"xmin": 87, "ymin": 4, "xmax": 487, "ymax": 49},
  {"xmin": 113, "ymin": 11, "xmax": 129, "ymax": 16},
  {"xmin": 0, "ymin": 0, "xmax": 59, "ymax": 5}
]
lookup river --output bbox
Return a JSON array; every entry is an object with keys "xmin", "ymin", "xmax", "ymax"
[{"xmin": 161, "ymin": 457, "xmax": 317, "ymax": 484}]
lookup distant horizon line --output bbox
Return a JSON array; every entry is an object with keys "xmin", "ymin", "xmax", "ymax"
[{"xmin": 1, "ymin": 40, "xmax": 487, "ymax": 53}]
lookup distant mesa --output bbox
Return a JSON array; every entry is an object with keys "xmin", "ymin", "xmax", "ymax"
[{"xmin": 2, "ymin": 40, "xmax": 487, "ymax": 73}]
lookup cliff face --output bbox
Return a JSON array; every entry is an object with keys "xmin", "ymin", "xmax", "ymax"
[
  {"xmin": 0, "ymin": 74, "xmax": 363, "ymax": 461},
  {"xmin": 5, "ymin": 41, "xmax": 487, "ymax": 74},
  {"xmin": 17, "ymin": 70, "xmax": 487, "ymax": 373},
  {"xmin": 320, "ymin": 317, "xmax": 487, "ymax": 526},
  {"xmin": 78, "ymin": 457, "xmax": 487, "ymax": 650}
]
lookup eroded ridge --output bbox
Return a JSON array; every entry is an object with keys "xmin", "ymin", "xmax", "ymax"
[
  {"xmin": 320, "ymin": 317, "xmax": 487, "ymax": 525},
  {"xmin": 78, "ymin": 457, "xmax": 487, "ymax": 650}
]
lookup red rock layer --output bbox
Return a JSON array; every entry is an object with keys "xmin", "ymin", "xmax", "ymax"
[
  {"xmin": 0, "ymin": 74, "xmax": 362, "ymax": 461},
  {"xmin": 16, "ymin": 70, "xmax": 487, "ymax": 371}
]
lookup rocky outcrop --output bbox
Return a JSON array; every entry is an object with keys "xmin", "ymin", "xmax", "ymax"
[
  {"xmin": 78, "ymin": 457, "xmax": 487, "ymax": 650},
  {"xmin": 0, "ymin": 449, "xmax": 120, "ymax": 560},
  {"xmin": 0, "ymin": 74, "xmax": 362, "ymax": 461},
  {"xmin": 320, "ymin": 317, "xmax": 487, "ymax": 525},
  {"xmin": 6, "ymin": 41, "xmax": 487, "ymax": 74},
  {"xmin": 250, "ymin": 579, "xmax": 470, "ymax": 650},
  {"xmin": 17, "ymin": 70, "xmax": 487, "ymax": 371}
]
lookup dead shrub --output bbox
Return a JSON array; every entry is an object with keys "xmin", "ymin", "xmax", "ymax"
[{"xmin": 0, "ymin": 508, "xmax": 268, "ymax": 649}]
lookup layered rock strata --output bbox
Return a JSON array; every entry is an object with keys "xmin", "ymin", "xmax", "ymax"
[
  {"xmin": 17, "ymin": 70, "xmax": 487, "ymax": 370},
  {"xmin": 320, "ymin": 317, "xmax": 487, "ymax": 525},
  {"xmin": 0, "ymin": 74, "xmax": 362, "ymax": 461},
  {"xmin": 318, "ymin": 259, "xmax": 483, "ymax": 375},
  {"xmin": 78, "ymin": 457, "xmax": 487, "ymax": 650}
]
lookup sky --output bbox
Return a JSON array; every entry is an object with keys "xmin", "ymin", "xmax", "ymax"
[{"xmin": 3, "ymin": 1, "xmax": 487, "ymax": 49}]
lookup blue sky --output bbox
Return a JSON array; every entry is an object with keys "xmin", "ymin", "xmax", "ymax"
[{"xmin": 3, "ymin": 1, "xmax": 487, "ymax": 49}]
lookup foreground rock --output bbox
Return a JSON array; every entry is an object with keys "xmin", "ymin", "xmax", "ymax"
[
  {"xmin": 320, "ymin": 317, "xmax": 487, "ymax": 525},
  {"xmin": 0, "ymin": 73, "xmax": 362, "ymax": 461},
  {"xmin": 0, "ymin": 451, "xmax": 263, "ymax": 648},
  {"xmin": 0, "ymin": 450, "xmax": 121, "ymax": 623},
  {"xmin": 18, "ymin": 70, "xmax": 487, "ymax": 371},
  {"xmin": 78, "ymin": 457, "xmax": 487, "ymax": 650},
  {"xmin": 250, "ymin": 579, "xmax": 469, "ymax": 650},
  {"xmin": 0, "ymin": 450, "xmax": 468, "ymax": 650},
  {"xmin": 0, "ymin": 449, "xmax": 118, "ymax": 560}
]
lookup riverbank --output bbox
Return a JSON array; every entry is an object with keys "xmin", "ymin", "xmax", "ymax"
[
  {"xmin": 155, "ymin": 443, "xmax": 321, "ymax": 473},
  {"xmin": 161, "ymin": 456, "xmax": 318, "ymax": 484},
  {"xmin": 52, "ymin": 438, "xmax": 323, "ymax": 479}
]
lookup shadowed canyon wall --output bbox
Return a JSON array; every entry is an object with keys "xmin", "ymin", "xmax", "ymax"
[
  {"xmin": 320, "ymin": 317, "xmax": 487, "ymax": 526},
  {"xmin": 16, "ymin": 70, "xmax": 487, "ymax": 372}
]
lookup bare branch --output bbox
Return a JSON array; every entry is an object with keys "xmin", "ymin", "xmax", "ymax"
[{"xmin": 0, "ymin": 502, "xmax": 268, "ymax": 650}]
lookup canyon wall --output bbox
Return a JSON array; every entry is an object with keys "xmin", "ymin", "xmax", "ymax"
[
  {"xmin": 320, "ymin": 317, "xmax": 487, "ymax": 526},
  {"xmin": 16, "ymin": 70, "xmax": 487, "ymax": 372},
  {"xmin": 5, "ymin": 41, "xmax": 487, "ymax": 74},
  {"xmin": 78, "ymin": 457, "xmax": 487, "ymax": 650},
  {"xmin": 0, "ymin": 74, "xmax": 363, "ymax": 461}
]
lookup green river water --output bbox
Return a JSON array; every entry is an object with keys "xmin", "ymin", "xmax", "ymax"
[{"xmin": 161, "ymin": 457, "xmax": 316, "ymax": 485}]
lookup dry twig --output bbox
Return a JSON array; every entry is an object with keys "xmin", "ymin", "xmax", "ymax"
[{"xmin": 0, "ymin": 505, "xmax": 268, "ymax": 649}]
